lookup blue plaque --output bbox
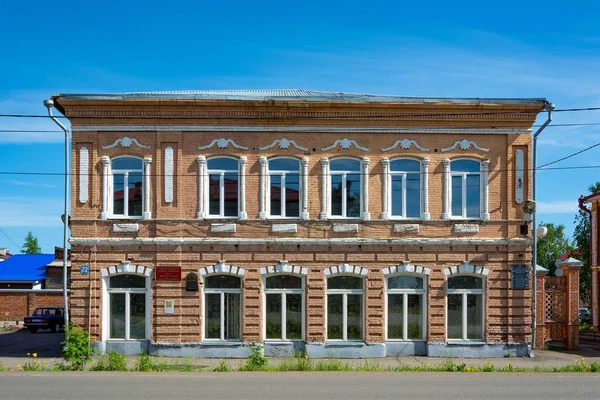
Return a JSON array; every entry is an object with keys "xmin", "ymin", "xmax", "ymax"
[{"xmin": 80, "ymin": 265, "xmax": 89, "ymax": 275}]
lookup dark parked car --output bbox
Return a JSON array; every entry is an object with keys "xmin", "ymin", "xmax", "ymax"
[{"xmin": 24, "ymin": 307, "xmax": 65, "ymax": 333}]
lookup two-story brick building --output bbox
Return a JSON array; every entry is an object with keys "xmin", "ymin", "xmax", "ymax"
[{"xmin": 50, "ymin": 90, "xmax": 547, "ymax": 358}]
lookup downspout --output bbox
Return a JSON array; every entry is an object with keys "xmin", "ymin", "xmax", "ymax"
[
  {"xmin": 43, "ymin": 99, "xmax": 70, "ymax": 333},
  {"xmin": 532, "ymin": 101, "xmax": 555, "ymax": 351},
  {"xmin": 578, "ymin": 195, "xmax": 593, "ymax": 327}
]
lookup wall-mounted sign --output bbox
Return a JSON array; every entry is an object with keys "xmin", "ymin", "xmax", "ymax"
[
  {"xmin": 155, "ymin": 266, "xmax": 182, "ymax": 281},
  {"xmin": 186, "ymin": 272, "xmax": 199, "ymax": 291},
  {"xmin": 80, "ymin": 266, "xmax": 89, "ymax": 275},
  {"xmin": 164, "ymin": 300, "xmax": 175, "ymax": 314},
  {"xmin": 511, "ymin": 264, "xmax": 530, "ymax": 289}
]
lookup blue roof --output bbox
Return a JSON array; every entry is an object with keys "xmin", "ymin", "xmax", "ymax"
[{"xmin": 0, "ymin": 254, "xmax": 54, "ymax": 281}]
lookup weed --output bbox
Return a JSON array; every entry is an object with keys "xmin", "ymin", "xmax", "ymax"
[
  {"xmin": 241, "ymin": 343, "xmax": 268, "ymax": 371},
  {"xmin": 61, "ymin": 325, "xmax": 94, "ymax": 371},
  {"xmin": 211, "ymin": 359, "xmax": 233, "ymax": 372}
]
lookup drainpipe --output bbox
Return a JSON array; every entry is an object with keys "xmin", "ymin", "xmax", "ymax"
[
  {"xmin": 43, "ymin": 99, "xmax": 70, "ymax": 333},
  {"xmin": 532, "ymin": 101, "xmax": 555, "ymax": 351},
  {"xmin": 578, "ymin": 195, "xmax": 593, "ymax": 328}
]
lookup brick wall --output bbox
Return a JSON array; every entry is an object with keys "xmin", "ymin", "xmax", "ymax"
[{"xmin": 0, "ymin": 292, "xmax": 65, "ymax": 323}]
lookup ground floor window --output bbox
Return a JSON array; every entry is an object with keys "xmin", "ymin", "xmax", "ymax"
[
  {"xmin": 387, "ymin": 275, "xmax": 426, "ymax": 340},
  {"xmin": 204, "ymin": 275, "xmax": 241, "ymax": 340},
  {"xmin": 264, "ymin": 275, "xmax": 304, "ymax": 340},
  {"xmin": 447, "ymin": 275, "xmax": 484, "ymax": 340},
  {"xmin": 327, "ymin": 275, "xmax": 363, "ymax": 341},
  {"xmin": 108, "ymin": 274, "xmax": 147, "ymax": 340}
]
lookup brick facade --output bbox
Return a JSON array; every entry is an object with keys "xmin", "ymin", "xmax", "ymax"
[{"xmin": 53, "ymin": 91, "xmax": 546, "ymax": 357}]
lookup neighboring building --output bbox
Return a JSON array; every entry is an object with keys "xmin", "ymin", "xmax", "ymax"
[
  {"xmin": 0, "ymin": 254, "xmax": 54, "ymax": 290},
  {"xmin": 51, "ymin": 90, "xmax": 547, "ymax": 357},
  {"xmin": 580, "ymin": 192, "xmax": 600, "ymax": 331},
  {"xmin": 0, "ymin": 248, "xmax": 12, "ymax": 262}
]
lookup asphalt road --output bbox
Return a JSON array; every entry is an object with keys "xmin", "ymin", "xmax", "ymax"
[
  {"xmin": 0, "ymin": 328, "xmax": 64, "ymax": 358},
  {"xmin": 0, "ymin": 372, "xmax": 598, "ymax": 399}
]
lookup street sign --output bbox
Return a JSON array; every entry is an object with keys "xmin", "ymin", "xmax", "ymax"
[{"xmin": 79, "ymin": 265, "xmax": 89, "ymax": 275}]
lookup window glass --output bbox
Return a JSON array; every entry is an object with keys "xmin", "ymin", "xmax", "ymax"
[
  {"xmin": 387, "ymin": 276, "xmax": 423, "ymax": 290},
  {"xmin": 109, "ymin": 274, "xmax": 146, "ymax": 289},
  {"xmin": 224, "ymin": 293, "xmax": 240, "ymax": 340},
  {"xmin": 451, "ymin": 160, "xmax": 480, "ymax": 172},
  {"xmin": 466, "ymin": 294, "xmax": 483, "ymax": 339},
  {"xmin": 223, "ymin": 173, "xmax": 239, "ymax": 217},
  {"xmin": 451, "ymin": 175, "xmax": 462, "ymax": 216},
  {"xmin": 346, "ymin": 173, "xmax": 361, "ymax": 218},
  {"xmin": 207, "ymin": 158, "xmax": 238, "ymax": 170},
  {"xmin": 331, "ymin": 175, "xmax": 343, "ymax": 216},
  {"xmin": 327, "ymin": 276, "xmax": 363, "ymax": 290},
  {"xmin": 266, "ymin": 293, "xmax": 282, "ymax": 339},
  {"xmin": 205, "ymin": 275, "xmax": 241, "ymax": 289},
  {"xmin": 266, "ymin": 275, "xmax": 302, "ymax": 289},
  {"xmin": 269, "ymin": 158, "xmax": 299, "ymax": 171},
  {"xmin": 209, "ymin": 174, "xmax": 221, "ymax": 215},
  {"xmin": 407, "ymin": 295, "xmax": 422, "ymax": 339},
  {"xmin": 447, "ymin": 276, "xmax": 483, "ymax": 290},
  {"xmin": 346, "ymin": 294, "xmax": 362, "ymax": 340},
  {"xmin": 113, "ymin": 174, "xmax": 125, "ymax": 215},
  {"xmin": 405, "ymin": 174, "xmax": 421, "ymax": 218},
  {"xmin": 286, "ymin": 294, "xmax": 302, "ymax": 340},
  {"xmin": 387, "ymin": 294, "xmax": 403, "ymax": 339},
  {"xmin": 390, "ymin": 159, "xmax": 420, "ymax": 172},
  {"xmin": 109, "ymin": 293, "xmax": 126, "ymax": 339},
  {"xmin": 270, "ymin": 175, "xmax": 282, "ymax": 216},
  {"xmin": 112, "ymin": 157, "xmax": 142, "ymax": 170},
  {"xmin": 327, "ymin": 294, "xmax": 343, "ymax": 340},
  {"xmin": 285, "ymin": 173, "xmax": 300, "ymax": 217},
  {"xmin": 466, "ymin": 175, "xmax": 481, "ymax": 218},
  {"xmin": 205, "ymin": 293, "xmax": 221, "ymax": 339},
  {"xmin": 129, "ymin": 293, "xmax": 146, "ymax": 339},
  {"xmin": 447, "ymin": 294, "xmax": 462, "ymax": 339},
  {"xmin": 128, "ymin": 172, "xmax": 143, "ymax": 217},
  {"xmin": 391, "ymin": 175, "xmax": 403, "ymax": 216},
  {"xmin": 330, "ymin": 159, "xmax": 360, "ymax": 171}
]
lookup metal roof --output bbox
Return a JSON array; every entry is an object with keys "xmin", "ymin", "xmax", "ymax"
[
  {"xmin": 0, "ymin": 254, "xmax": 54, "ymax": 281},
  {"xmin": 53, "ymin": 89, "xmax": 547, "ymax": 105}
]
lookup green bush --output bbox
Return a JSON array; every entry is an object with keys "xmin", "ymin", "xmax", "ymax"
[
  {"xmin": 61, "ymin": 325, "xmax": 93, "ymax": 371},
  {"xmin": 134, "ymin": 352, "xmax": 154, "ymax": 372},
  {"xmin": 241, "ymin": 343, "xmax": 268, "ymax": 371}
]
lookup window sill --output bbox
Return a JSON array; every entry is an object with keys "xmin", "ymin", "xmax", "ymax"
[
  {"xmin": 202, "ymin": 340, "xmax": 243, "ymax": 346},
  {"xmin": 448, "ymin": 217, "xmax": 483, "ymax": 221},
  {"xmin": 107, "ymin": 216, "xmax": 144, "ymax": 220},
  {"xmin": 447, "ymin": 340, "xmax": 485, "ymax": 346},
  {"xmin": 264, "ymin": 340, "xmax": 304, "ymax": 343},
  {"xmin": 106, "ymin": 338, "xmax": 148, "ymax": 342},
  {"xmin": 205, "ymin": 217, "xmax": 240, "ymax": 220},
  {"xmin": 325, "ymin": 341, "xmax": 365, "ymax": 346},
  {"xmin": 386, "ymin": 339, "xmax": 426, "ymax": 342}
]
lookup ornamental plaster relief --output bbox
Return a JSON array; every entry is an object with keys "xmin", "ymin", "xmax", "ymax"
[
  {"xmin": 259, "ymin": 138, "xmax": 308, "ymax": 151},
  {"xmin": 381, "ymin": 139, "xmax": 430, "ymax": 152},
  {"xmin": 321, "ymin": 138, "xmax": 370, "ymax": 152},
  {"xmin": 102, "ymin": 136, "xmax": 152, "ymax": 150},
  {"xmin": 441, "ymin": 139, "xmax": 489, "ymax": 153},
  {"xmin": 198, "ymin": 138, "xmax": 248, "ymax": 150}
]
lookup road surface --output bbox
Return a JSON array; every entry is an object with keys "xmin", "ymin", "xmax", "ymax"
[{"xmin": 0, "ymin": 372, "xmax": 597, "ymax": 399}]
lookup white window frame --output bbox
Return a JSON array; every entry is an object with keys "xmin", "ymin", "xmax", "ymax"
[
  {"xmin": 385, "ymin": 274, "xmax": 427, "ymax": 341},
  {"xmin": 449, "ymin": 159, "xmax": 482, "ymax": 220},
  {"xmin": 388, "ymin": 158, "xmax": 422, "ymax": 220},
  {"xmin": 203, "ymin": 275, "xmax": 242, "ymax": 342},
  {"xmin": 328, "ymin": 158, "xmax": 363, "ymax": 220},
  {"xmin": 205, "ymin": 157, "xmax": 240, "ymax": 219},
  {"xmin": 262, "ymin": 274, "xmax": 305, "ymax": 341},
  {"xmin": 326, "ymin": 275, "xmax": 364, "ymax": 342},
  {"xmin": 267, "ymin": 157, "xmax": 302, "ymax": 219},
  {"xmin": 108, "ymin": 156, "xmax": 145, "ymax": 219},
  {"xmin": 446, "ymin": 275, "xmax": 485, "ymax": 342},
  {"xmin": 103, "ymin": 273, "xmax": 150, "ymax": 341}
]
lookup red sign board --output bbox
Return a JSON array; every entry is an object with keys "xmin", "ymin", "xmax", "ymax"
[{"xmin": 155, "ymin": 266, "xmax": 182, "ymax": 281}]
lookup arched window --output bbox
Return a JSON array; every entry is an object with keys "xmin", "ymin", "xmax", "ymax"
[
  {"xmin": 389, "ymin": 159, "xmax": 421, "ymax": 219},
  {"xmin": 387, "ymin": 275, "xmax": 426, "ymax": 340},
  {"xmin": 327, "ymin": 275, "xmax": 363, "ymax": 340},
  {"xmin": 329, "ymin": 158, "xmax": 361, "ymax": 218},
  {"xmin": 107, "ymin": 274, "xmax": 148, "ymax": 340},
  {"xmin": 264, "ymin": 275, "xmax": 304, "ymax": 340},
  {"xmin": 450, "ymin": 159, "xmax": 481, "ymax": 219},
  {"xmin": 268, "ymin": 158, "xmax": 300, "ymax": 218},
  {"xmin": 204, "ymin": 274, "xmax": 241, "ymax": 340},
  {"xmin": 111, "ymin": 157, "xmax": 143, "ymax": 218},
  {"xmin": 207, "ymin": 157, "xmax": 239, "ymax": 218},
  {"xmin": 447, "ymin": 275, "xmax": 484, "ymax": 340}
]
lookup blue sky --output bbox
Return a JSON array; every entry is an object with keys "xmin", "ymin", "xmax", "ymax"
[{"xmin": 0, "ymin": 0, "xmax": 599, "ymax": 252}]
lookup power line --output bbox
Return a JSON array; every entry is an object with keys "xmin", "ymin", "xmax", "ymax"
[
  {"xmin": 0, "ymin": 226, "xmax": 22, "ymax": 250},
  {"xmin": 537, "ymin": 141, "xmax": 600, "ymax": 169}
]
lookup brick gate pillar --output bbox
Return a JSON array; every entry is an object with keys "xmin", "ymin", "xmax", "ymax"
[{"xmin": 557, "ymin": 257, "xmax": 584, "ymax": 350}]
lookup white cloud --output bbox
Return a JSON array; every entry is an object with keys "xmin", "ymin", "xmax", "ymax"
[
  {"xmin": 0, "ymin": 179, "xmax": 57, "ymax": 188},
  {"xmin": 537, "ymin": 200, "xmax": 578, "ymax": 214},
  {"xmin": 0, "ymin": 196, "xmax": 63, "ymax": 227}
]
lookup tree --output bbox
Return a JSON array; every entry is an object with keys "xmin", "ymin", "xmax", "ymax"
[
  {"xmin": 536, "ymin": 222, "xmax": 572, "ymax": 276},
  {"xmin": 20, "ymin": 231, "xmax": 42, "ymax": 254},
  {"xmin": 573, "ymin": 182, "xmax": 600, "ymax": 304}
]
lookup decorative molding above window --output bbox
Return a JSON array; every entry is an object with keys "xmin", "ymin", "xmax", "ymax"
[
  {"xmin": 100, "ymin": 260, "xmax": 152, "ymax": 277},
  {"xmin": 442, "ymin": 261, "xmax": 489, "ymax": 277},
  {"xmin": 382, "ymin": 261, "xmax": 430, "ymax": 276},
  {"xmin": 260, "ymin": 260, "xmax": 308, "ymax": 276},
  {"xmin": 381, "ymin": 139, "xmax": 430, "ymax": 153},
  {"xmin": 441, "ymin": 139, "xmax": 489, "ymax": 153},
  {"xmin": 198, "ymin": 138, "xmax": 248, "ymax": 150},
  {"xmin": 199, "ymin": 260, "xmax": 245, "ymax": 276},
  {"xmin": 102, "ymin": 137, "xmax": 152, "ymax": 150},
  {"xmin": 259, "ymin": 138, "xmax": 308, "ymax": 151},
  {"xmin": 321, "ymin": 138, "xmax": 370, "ymax": 152},
  {"xmin": 324, "ymin": 264, "xmax": 368, "ymax": 276}
]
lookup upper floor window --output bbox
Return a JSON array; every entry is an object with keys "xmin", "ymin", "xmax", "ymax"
[
  {"xmin": 264, "ymin": 275, "xmax": 304, "ymax": 340},
  {"xmin": 387, "ymin": 275, "xmax": 426, "ymax": 340},
  {"xmin": 268, "ymin": 158, "xmax": 300, "ymax": 218},
  {"xmin": 111, "ymin": 157, "xmax": 143, "ymax": 218},
  {"xmin": 327, "ymin": 275, "xmax": 363, "ymax": 341},
  {"xmin": 204, "ymin": 275, "xmax": 241, "ymax": 341},
  {"xmin": 330, "ymin": 158, "xmax": 361, "ymax": 218},
  {"xmin": 450, "ymin": 160, "xmax": 481, "ymax": 219},
  {"xmin": 447, "ymin": 275, "xmax": 484, "ymax": 341},
  {"xmin": 207, "ymin": 157, "xmax": 239, "ymax": 218},
  {"xmin": 389, "ymin": 159, "xmax": 421, "ymax": 219}
]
